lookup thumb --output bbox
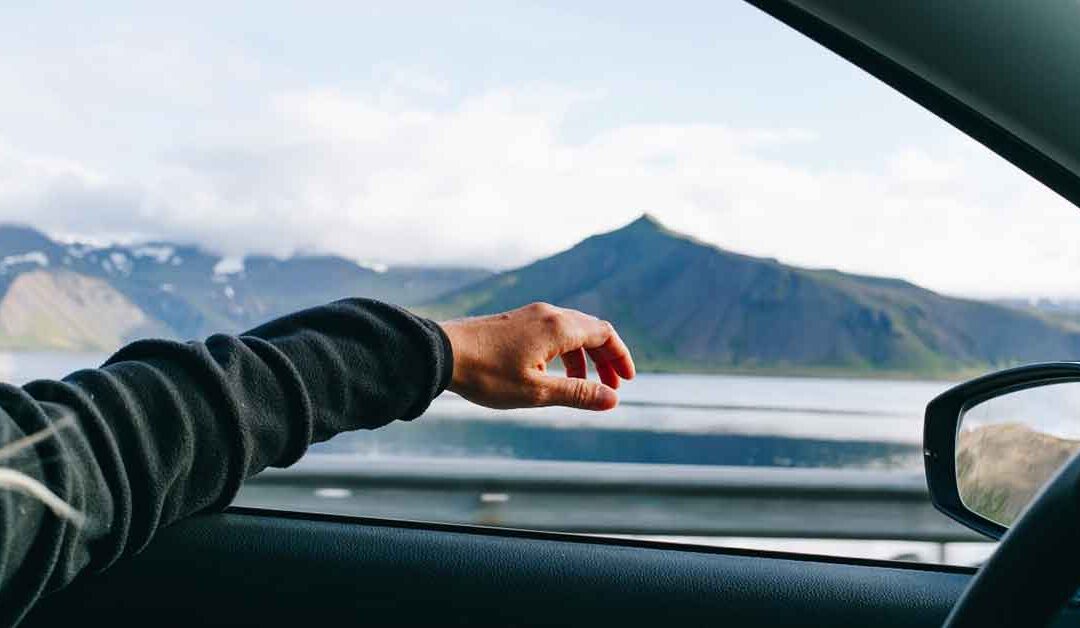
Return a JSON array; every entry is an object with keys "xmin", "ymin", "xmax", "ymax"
[{"xmin": 537, "ymin": 375, "xmax": 619, "ymax": 411}]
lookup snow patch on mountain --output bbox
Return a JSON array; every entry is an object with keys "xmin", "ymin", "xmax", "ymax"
[
  {"xmin": 108, "ymin": 252, "xmax": 132, "ymax": 276},
  {"xmin": 0, "ymin": 252, "xmax": 49, "ymax": 273},
  {"xmin": 132, "ymin": 245, "xmax": 175, "ymax": 263},
  {"xmin": 213, "ymin": 256, "xmax": 245, "ymax": 276}
]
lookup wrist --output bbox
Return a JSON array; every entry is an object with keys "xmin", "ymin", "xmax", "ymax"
[
  {"xmin": 430, "ymin": 318, "xmax": 457, "ymax": 395},
  {"xmin": 437, "ymin": 319, "xmax": 471, "ymax": 395}
]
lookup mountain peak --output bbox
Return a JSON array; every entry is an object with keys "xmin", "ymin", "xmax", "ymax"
[
  {"xmin": 627, "ymin": 213, "xmax": 665, "ymax": 231},
  {"xmin": 0, "ymin": 223, "xmax": 60, "ymax": 255},
  {"xmin": 606, "ymin": 213, "xmax": 680, "ymax": 242},
  {"xmin": 0, "ymin": 223, "xmax": 51, "ymax": 239}
]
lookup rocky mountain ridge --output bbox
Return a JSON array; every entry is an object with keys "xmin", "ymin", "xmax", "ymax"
[
  {"xmin": 428, "ymin": 214, "xmax": 1080, "ymax": 375},
  {"xmin": 0, "ymin": 225, "xmax": 490, "ymax": 350}
]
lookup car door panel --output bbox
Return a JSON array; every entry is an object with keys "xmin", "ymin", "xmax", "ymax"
[{"xmin": 24, "ymin": 508, "xmax": 977, "ymax": 627}]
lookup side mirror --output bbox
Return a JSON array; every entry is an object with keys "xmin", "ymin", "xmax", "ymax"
[{"xmin": 925, "ymin": 363, "xmax": 1080, "ymax": 539}]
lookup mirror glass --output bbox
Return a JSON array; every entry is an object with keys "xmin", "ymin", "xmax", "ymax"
[{"xmin": 957, "ymin": 380, "xmax": 1080, "ymax": 527}]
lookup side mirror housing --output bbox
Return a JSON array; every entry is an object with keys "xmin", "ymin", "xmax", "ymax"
[{"xmin": 924, "ymin": 362, "xmax": 1080, "ymax": 539}]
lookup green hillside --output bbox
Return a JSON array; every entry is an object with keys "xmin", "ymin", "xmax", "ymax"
[{"xmin": 427, "ymin": 214, "xmax": 1080, "ymax": 376}]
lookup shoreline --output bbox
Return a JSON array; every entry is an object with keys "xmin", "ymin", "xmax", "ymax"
[{"xmin": 0, "ymin": 347, "xmax": 995, "ymax": 383}]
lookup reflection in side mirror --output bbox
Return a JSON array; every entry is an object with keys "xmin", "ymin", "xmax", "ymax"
[{"xmin": 957, "ymin": 382, "xmax": 1080, "ymax": 527}]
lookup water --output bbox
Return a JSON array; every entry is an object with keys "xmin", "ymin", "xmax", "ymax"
[
  {"xmin": 5, "ymin": 351, "xmax": 989, "ymax": 566},
  {"xmin": 0, "ymin": 351, "xmax": 110, "ymax": 385},
  {"xmin": 0, "ymin": 352, "xmax": 955, "ymax": 470},
  {"xmin": 315, "ymin": 373, "xmax": 952, "ymax": 469}
]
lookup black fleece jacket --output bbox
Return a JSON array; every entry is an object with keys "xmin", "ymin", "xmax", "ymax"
[{"xmin": 0, "ymin": 298, "xmax": 453, "ymax": 627}]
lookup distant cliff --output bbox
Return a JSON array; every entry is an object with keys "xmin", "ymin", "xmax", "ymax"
[
  {"xmin": 957, "ymin": 423, "xmax": 1080, "ymax": 525},
  {"xmin": 427, "ymin": 214, "xmax": 1080, "ymax": 376},
  {"xmin": 0, "ymin": 225, "xmax": 490, "ymax": 350}
]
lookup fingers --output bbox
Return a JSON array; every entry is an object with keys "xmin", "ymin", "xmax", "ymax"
[
  {"xmin": 525, "ymin": 302, "xmax": 636, "ymax": 392},
  {"xmin": 560, "ymin": 347, "xmax": 588, "ymax": 379},
  {"xmin": 561, "ymin": 311, "xmax": 636, "ymax": 381},
  {"xmin": 587, "ymin": 351, "xmax": 621, "ymax": 389},
  {"xmin": 536, "ymin": 374, "xmax": 619, "ymax": 411},
  {"xmin": 562, "ymin": 346, "xmax": 619, "ymax": 389}
]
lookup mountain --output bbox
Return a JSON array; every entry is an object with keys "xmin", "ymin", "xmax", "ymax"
[
  {"xmin": 428, "ymin": 214, "xmax": 1080, "ymax": 376},
  {"xmin": 957, "ymin": 423, "xmax": 1080, "ymax": 526},
  {"xmin": 994, "ymin": 298, "xmax": 1080, "ymax": 331},
  {"xmin": 0, "ymin": 225, "xmax": 491, "ymax": 350}
]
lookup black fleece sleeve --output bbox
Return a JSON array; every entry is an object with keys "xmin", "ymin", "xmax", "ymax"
[{"xmin": 0, "ymin": 298, "xmax": 453, "ymax": 627}]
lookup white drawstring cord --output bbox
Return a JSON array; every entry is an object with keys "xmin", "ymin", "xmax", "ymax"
[
  {"xmin": 0, "ymin": 416, "xmax": 86, "ymax": 527},
  {"xmin": 0, "ymin": 416, "xmax": 75, "ymax": 462},
  {"xmin": 0, "ymin": 468, "xmax": 86, "ymax": 526}
]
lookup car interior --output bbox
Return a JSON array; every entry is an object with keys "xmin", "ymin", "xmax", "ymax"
[{"xmin": 19, "ymin": 1, "xmax": 1080, "ymax": 626}]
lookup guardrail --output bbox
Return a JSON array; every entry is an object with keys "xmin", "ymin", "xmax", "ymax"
[{"xmin": 236, "ymin": 455, "xmax": 984, "ymax": 542}]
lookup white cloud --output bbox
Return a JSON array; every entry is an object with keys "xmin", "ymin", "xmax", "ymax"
[
  {"xmin": 1, "ymin": 3, "xmax": 1076, "ymax": 299},
  {"xmin": 0, "ymin": 76, "xmax": 1078, "ymax": 299}
]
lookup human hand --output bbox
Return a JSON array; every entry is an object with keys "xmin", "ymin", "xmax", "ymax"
[{"xmin": 438, "ymin": 302, "xmax": 636, "ymax": 411}]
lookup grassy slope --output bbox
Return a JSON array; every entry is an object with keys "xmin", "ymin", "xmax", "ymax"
[{"xmin": 426, "ymin": 215, "xmax": 1080, "ymax": 378}]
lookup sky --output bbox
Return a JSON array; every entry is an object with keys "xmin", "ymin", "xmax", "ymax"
[{"xmin": 0, "ymin": 1, "xmax": 1078, "ymax": 299}]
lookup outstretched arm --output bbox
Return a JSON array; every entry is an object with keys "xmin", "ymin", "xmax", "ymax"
[
  {"xmin": 0, "ymin": 299, "xmax": 450, "ymax": 626},
  {"xmin": 0, "ymin": 299, "xmax": 633, "ymax": 627}
]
